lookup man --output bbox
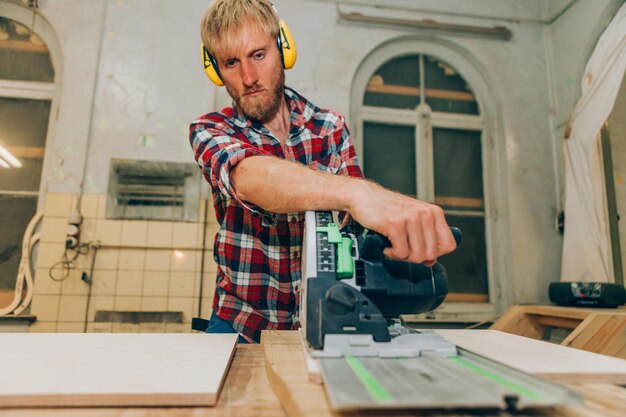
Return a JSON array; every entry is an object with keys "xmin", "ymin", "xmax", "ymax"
[{"xmin": 190, "ymin": 0, "xmax": 456, "ymax": 343}]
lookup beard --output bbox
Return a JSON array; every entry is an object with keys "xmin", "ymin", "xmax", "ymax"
[{"xmin": 227, "ymin": 69, "xmax": 285, "ymax": 124}]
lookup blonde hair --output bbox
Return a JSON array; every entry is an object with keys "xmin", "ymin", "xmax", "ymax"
[{"xmin": 201, "ymin": 0, "xmax": 279, "ymax": 59}]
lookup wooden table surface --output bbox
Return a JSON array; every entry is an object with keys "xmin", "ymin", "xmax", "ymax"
[
  {"xmin": 0, "ymin": 345, "xmax": 287, "ymax": 417},
  {"xmin": 3, "ymin": 331, "xmax": 626, "ymax": 417}
]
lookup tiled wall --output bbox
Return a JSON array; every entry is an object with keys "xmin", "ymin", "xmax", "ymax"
[{"xmin": 29, "ymin": 193, "xmax": 218, "ymax": 333}]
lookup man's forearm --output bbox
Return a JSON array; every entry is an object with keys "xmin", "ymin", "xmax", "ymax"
[
  {"xmin": 231, "ymin": 155, "xmax": 366, "ymax": 213},
  {"xmin": 231, "ymin": 155, "xmax": 457, "ymax": 265}
]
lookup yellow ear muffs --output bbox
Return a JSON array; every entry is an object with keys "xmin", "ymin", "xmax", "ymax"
[
  {"xmin": 202, "ymin": 44, "xmax": 224, "ymax": 86},
  {"xmin": 201, "ymin": 8, "xmax": 297, "ymax": 85},
  {"xmin": 277, "ymin": 20, "xmax": 297, "ymax": 69}
]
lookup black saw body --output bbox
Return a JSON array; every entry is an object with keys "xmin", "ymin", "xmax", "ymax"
[{"xmin": 303, "ymin": 211, "xmax": 460, "ymax": 350}]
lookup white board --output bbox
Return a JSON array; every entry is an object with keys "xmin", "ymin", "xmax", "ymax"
[
  {"xmin": 433, "ymin": 329, "xmax": 626, "ymax": 383},
  {"xmin": 0, "ymin": 333, "xmax": 238, "ymax": 407}
]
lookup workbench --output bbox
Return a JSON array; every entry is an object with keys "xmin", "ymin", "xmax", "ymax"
[{"xmin": 1, "ymin": 330, "xmax": 625, "ymax": 417}]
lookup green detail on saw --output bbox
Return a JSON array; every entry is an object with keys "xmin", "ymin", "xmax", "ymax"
[
  {"xmin": 345, "ymin": 356, "xmax": 394, "ymax": 404},
  {"xmin": 449, "ymin": 356, "xmax": 542, "ymax": 400},
  {"xmin": 316, "ymin": 223, "xmax": 353, "ymax": 278}
]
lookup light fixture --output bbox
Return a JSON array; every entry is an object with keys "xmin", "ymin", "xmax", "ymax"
[
  {"xmin": 0, "ymin": 158, "xmax": 10, "ymax": 169},
  {"xmin": 0, "ymin": 145, "xmax": 22, "ymax": 168}
]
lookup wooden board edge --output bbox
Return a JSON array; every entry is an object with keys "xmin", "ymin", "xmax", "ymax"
[
  {"xmin": 298, "ymin": 329, "xmax": 323, "ymax": 384},
  {"xmin": 0, "ymin": 392, "xmax": 216, "ymax": 408},
  {"xmin": 214, "ymin": 335, "xmax": 239, "ymax": 405},
  {"xmin": 538, "ymin": 373, "xmax": 626, "ymax": 385},
  {"xmin": 261, "ymin": 333, "xmax": 306, "ymax": 417}
]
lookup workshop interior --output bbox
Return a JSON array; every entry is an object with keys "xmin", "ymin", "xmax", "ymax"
[{"xmin": 1, "ymin": 0, "xmax": 626, "ymax": 414}]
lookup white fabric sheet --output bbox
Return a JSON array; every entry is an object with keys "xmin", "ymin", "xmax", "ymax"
[{"xmin": 561, "ymin": 4, "xmax": 626, "ymax": 282}]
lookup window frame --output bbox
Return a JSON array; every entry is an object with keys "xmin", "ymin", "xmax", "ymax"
[
  {"xmin": 0, "ymin": 2, "xmax": 62, "ymax": 211},
  {"xmin": 351, "ymin": 38, "xmax": 510, "ymax": 321}
]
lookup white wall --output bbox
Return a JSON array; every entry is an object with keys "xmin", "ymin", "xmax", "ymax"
[
  {"xmin": 8, "ymin": 0, "xmax": 621, "ymax": 314},
  {"xmin": 28, "ymin": 0, "xmax": 107, "ymax": 194},
  {"xmin": 35, "ymin": 0, "xmax": 213, "ymax": 194}
]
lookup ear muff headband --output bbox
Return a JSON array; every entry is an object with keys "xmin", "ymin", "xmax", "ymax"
[{"xmin": 201, "ymin": 15, "xmax": 297, "ymax": 86}]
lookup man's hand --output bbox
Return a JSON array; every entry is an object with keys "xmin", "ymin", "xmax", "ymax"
[{"xmin": 348, "ymin": 181, "xmax": 457, "ymax": 265}]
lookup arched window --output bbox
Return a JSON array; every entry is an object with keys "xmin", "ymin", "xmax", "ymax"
[
  {"xmin": 352, "ymin": 45, "xmax": 496, "ymax": 308},
  {"xmin": 0, "ymin": 8, "xmax": 59, "ymax": 295}
]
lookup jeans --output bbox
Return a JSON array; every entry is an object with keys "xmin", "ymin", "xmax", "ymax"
[{"xmin": 205, "ymin": 311, "xmax": 249, "ymax": 344}]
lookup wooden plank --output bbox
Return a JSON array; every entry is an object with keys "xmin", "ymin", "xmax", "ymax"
[
  {"xmin": 562, "ymin": 314, "xmax": 626, "ymax": 359},
  {"xmin": 0, "ymin": 333, "xmax": 237, "ymax": 407},
  {"xmin": 491, "ymin": 306, "xmax": 626, "ymax": 358},
  {"xmin": 434, "ymin": 196, "xmax": 485, "ymax": 208},
  {"xmin": 535, "ymin": 315, "xmax": 581, "ymax": 330},
  {"xmin": 570, "ymin": 383, "xmax": 626, "ymax": 413},
  {"xmin": 520, "ymin": 305, "xmax": 626, "ymax": 319},
  {"xmin": 490, "ymin": 304, "xmax": 544, "ymax": 338},
  {"xmin": 216, "ymin": 345, "xmax": 286, "ymax": 417},
  {"xmin": 433, "ymin": 330, "xmax": 626, "ymax": 384},
  {"xmin": 366, "ymin": 83, "xmax": 476, "ymax": 101},
  {"xmin": 261, "ymin": 330, "xmax": 335, "ymax": 417},
  {"xmin": 445, "ymin": 293, "xmax": 489, "ymax": 303},
  {"xmin": 0, "ymin": 40, "xmax": 48, "ymax": 53},
  {"xmin": 0, "ymin": 345, "xmax": 286, "ymax": 417}
]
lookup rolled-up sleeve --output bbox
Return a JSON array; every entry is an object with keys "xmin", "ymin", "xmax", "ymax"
[
  {"xmin": 190, "ymin": 120, "xmax": 272, "ymax": 215},
  {"xmin": 334, "ymin": 115, "xmax": 364, "ymax": 179}
]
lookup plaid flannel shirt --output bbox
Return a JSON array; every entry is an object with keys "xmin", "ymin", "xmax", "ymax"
[{"xmin": 190, "ymin": 87, "xmax": 363, "ymax": 342}]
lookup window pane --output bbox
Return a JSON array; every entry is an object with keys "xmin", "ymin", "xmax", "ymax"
[
  {"xmin": 433, "ymin": 128, "xmax": 483, "ymax": 211},
  {"xmin": 364, "ymin": 55, "xmax": 420, "ymax": 109},
  {"xmin": 423, "ymin": 55, "xmax": 478, "ymax": 115},
  {"xmin": 0, "ymin": 97, "xmax": 50, "ymax": 192},
  {"xmin": 0, "ymin": 195, "xmax": 37, "ymax": 290},
  {"xmin": 439, "ymin": 215, "xmax": 488, "ymax": 296},
  {"xmin": 0, "ymin": 17, "xmax": 54, "ymax": 82},
  {"xmin": 363, "ymin": 122, "xmax": 416, "ymax": 197}
]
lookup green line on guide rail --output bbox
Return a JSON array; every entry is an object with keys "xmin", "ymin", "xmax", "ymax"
[
  {"xmin": 345, "ymin": 356, "xmax": 394, "ymax": 404},
  {"xmin": 449, "ymin": 356, "xmax": 542, "ymax": 400},
  {"xmin": 316, "ymin": 223, "xmax": 354, "ymax": 278}
]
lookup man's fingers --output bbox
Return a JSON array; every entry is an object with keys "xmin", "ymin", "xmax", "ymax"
[
  {"xmin": 433, "ymin": 206, "xmax": 456, "ymax": 256},
  {"xmin": 423, "ymin": 259, "xmax": 436, "ymax": 267},
  {"xmin": 340, "ymin": 212, "xmax": 352, "ymax": 228},
  {"xmin": 383, "ymin": 221, "xmax": 410, "ymax": 260},
  {"xmin": 420, "ymin": 210, "xmax": 438, "ymax": 262},
  {"xmin": 406, "ymin": 216, "xmax": 427, "ymax": 263},
  {"xmin": 352, "ymin": 188, "xmax": 457, "ymax": 264}
]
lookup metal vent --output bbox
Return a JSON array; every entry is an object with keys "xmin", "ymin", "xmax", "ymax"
[
  {"xmin": 116, "ymin": 174, "xmax": 186, "ymax": 207},
  {"xmin": 106, "ymin": 159, "xmax": 200, "ymax": 221}
]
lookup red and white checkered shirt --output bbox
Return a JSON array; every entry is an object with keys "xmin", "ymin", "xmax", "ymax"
[{"xmin": 190, "ymin": 87, "xmax": 363, "ymax": 342}]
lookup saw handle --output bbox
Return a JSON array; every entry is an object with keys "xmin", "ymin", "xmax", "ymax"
[{"xmin": 359, "ymin": 227, "xmax": 462, "ymax": 264}]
